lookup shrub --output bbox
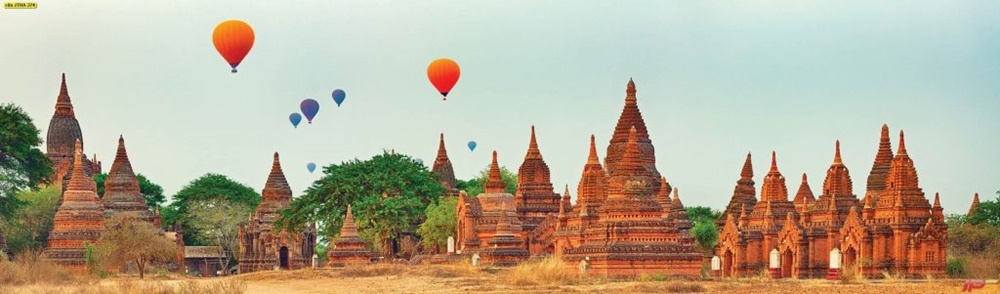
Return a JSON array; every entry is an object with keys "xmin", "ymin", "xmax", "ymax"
[{"xmin": 946, "ymin": 258, "xmax": 967, "ymax": 278}]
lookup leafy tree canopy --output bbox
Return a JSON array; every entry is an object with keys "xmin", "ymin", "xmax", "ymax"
[
  {"xmin": 1, "ymin": 185, "xmax": 60, "ymax": 255},
  {"xmin": 168, "ymin": 173, "xmax": 260, "ymax": 245},
  {"xmin": 455, "ymin": 164, "xmax": 517, "ymax": 196},
  {"xmin": 0, "ymin": 103, "xmax": 53, "ymax": 219},
  {"xmin": 94, "ymin": 173, "xmax": 166, "ymax": 209},
  {"xmin": 686, "ymin": 206, "xmax": 722, "ymax": 253},
  {"xmin": 417, "ymin": 196, "xmax": 458, "ymax": 253},
  {"xmin": 277, "ymin": 151, "xmax": 444, "ymax": 257},
  {"xmin": 186, "ymin": 198, "xmax": 252, "ymax": 271}
]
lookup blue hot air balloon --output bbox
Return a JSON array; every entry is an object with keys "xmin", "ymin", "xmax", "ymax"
[
  {"xmin": 415, "ymin": 158, "xmax": 424, "ymax": 165},
  {"xmin": 289, "ymin": 113, "xmax": 302, "ymax": 128},
  {"xmin": 307, "ymin": 162, "xmax": 317, "ymax": 173},
  {"xmin": 300, "ymin": 99, "xmax": 320, "ymax": 123},
  {"xmin": 467, "ymin": 141, "xmax": 477, "ymax": 152},
  {"xmin": 332, "ymin": 89, "xmax": 346, "ymax": 107}
]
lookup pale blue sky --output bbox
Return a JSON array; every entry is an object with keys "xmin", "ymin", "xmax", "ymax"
[{"xmin": 1, "ymin": 1, "xmax": 997, "ymax": 214}]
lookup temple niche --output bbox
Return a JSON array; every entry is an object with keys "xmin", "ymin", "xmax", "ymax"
[
  {"xmin": 715, "ymin": 126, "xmax": 948, "ymax": 278},
  {"xmin": 238, "ymin": 152, "xmax": 317, "ymax": 273},
  {"xmin": 455, "ymin": 79, "xmax": 702, "ymax": 277}
]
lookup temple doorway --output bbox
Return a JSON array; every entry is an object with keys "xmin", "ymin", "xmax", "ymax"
[
  {"xmin": 781, "ymin": 249, "xmax": 793, "ymax": 278},
  {"xmin": 723, "ymin": 250, "xmax": 734, "ymax": 277},
  {"xmin": 279, "ymin": 246, "xmax": 289, "ymax": 269},
  {"xmin": 843, "ymin": 247, "xmax": 857, "ymax": 269}
]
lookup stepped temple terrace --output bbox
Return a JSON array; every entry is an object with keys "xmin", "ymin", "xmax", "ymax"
[{"xmin": 32, "ymin": 75, "xmax": 960, "ymax": 280}]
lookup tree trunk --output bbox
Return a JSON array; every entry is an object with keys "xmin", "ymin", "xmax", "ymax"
[{"xmin": 137, "ymin": 258, "xmax": 145, "ymax": 279}]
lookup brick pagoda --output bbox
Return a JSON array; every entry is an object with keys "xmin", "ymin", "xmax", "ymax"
[
  {"xmin": 101, "ymin": 135, "xmax": 157, "ymax": 224},
  {"xmin": 238, "ymin": 152, "xmax": 317, "ymax": 273},
  {"xmin": 326, "ymin": 205, "xmax": 373, "ymax": 267},
  {"xmin": 46, "ymin": 74, "xmax": 100, "ymax": 190},
  {"xmin": 44, "ymin": 140, "xmax": 106, "ymax": 273}
]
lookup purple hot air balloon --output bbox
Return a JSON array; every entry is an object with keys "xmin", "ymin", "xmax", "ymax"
[{"xmin": 300, "ymin": 99, "xmax": 320, "ymax": 123}]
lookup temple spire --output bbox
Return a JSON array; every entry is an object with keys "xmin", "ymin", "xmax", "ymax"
[
  {"xmin": 341, "ymin": 205, "xmax": 358, "ymax": 237},
  {"xmin": 741, "ymin": 152, "xmax": 753, "ymax": 180},
  {"xmin": 672, "ymin": 187, "xmax": 683, "ymax": 207},
  {"xmin": 66, "ymin": 139, "xmax": 95, "ymax": 193},
  {"xmin": 969, "ymin": 193, "xmax": 980, "ymax": 217},
  {"xmin": 587, "ymin": 135, "xmax": 599, "ymax": 164},
  {"xmin": 769, "ymin": 151, "xmax": 778, "ymax": 173},
  {"xmin": 524, "ymin": 125, "xmax": 542, "ymax": 159},
  {"xmin": 437, "ymin": 133, "xmax": 448, "ymax": 159},
  {"xmin": 626, "ymin": 77, "xmax": 636, "ymax": 98},
  {"xmin": 834, "ymin": 140, "xmax": 843, "ymax": 164},
  {"xmin": 933, "ymin": 192, "xmax": 941, "ymax": 207},
  {"xmin": 897, "ymin": 130, "xmax": 907, "ymax": 155},
  {"xmin": 54, "ymin": 73, "xmax": 75, "ymax": 117},
  {"xmin": 484, "ymin": 151, "xmax": 505, "ymax": 193}
]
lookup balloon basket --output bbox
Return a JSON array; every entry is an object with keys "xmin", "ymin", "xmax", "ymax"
[{"xmin": 231, "ymin": 69, "xmax": 238, "ymax": 73}]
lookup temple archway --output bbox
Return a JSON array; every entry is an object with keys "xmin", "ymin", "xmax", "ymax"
[
  {"xmin": 843, "ymin": 247, "xmax": 857, "ymax": 270},
  {"xmin": 723, "ymin": 249, "xmax": 734, "ymax": 277},
  {"xmin": 781, "ymin": 249, "xmax": 794, "ymax": 278},
  {"xmin": 279, "ymin": 246, "xmax": 290, "ymax": 269}
]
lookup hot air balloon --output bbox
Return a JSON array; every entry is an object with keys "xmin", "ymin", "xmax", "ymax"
[
  {"xmin": 332, "ymin": 89, "xmax": 346, "ymax": 107},
  {"xmin": 212, "ymin": 20, "xmax": 255, "ymax": 73},
  {"xmin": 307, "ymin": 162, "xmax": 317, "ymax": 173},
  {"xmin": 300, "ymin": 99, "xmax": 320, "ymax": 123},
  {"xmin": 415, "ymin": 158, "xmax": 424, "ymax": 165},
  {"xmin": 467, "ymin": 141, "xmax": 477, "ymax": 152},
  {"xmin": 427, "ymin": 58, "xmax": 460, "ymax": 101},
  {"xmin": 289, "ymin": 113, "xmax": 302, "ymax": 128}
]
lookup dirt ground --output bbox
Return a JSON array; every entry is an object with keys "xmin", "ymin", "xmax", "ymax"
[{"xmin": 5, "ymin": 265, "xmax": 998, "ymax": 294}]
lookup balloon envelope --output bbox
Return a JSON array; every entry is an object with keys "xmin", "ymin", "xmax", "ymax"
[
  {"xmin": 289, "ymin": 113, "xmax": 302, "ymax": 128},
  {"xmin": 427, "ymin": 59, "xmax": 461, "ymax": 100},
  {"xmin": 300, "ymin": 99, "xmax": 320, "ymax": 123},
  {"xmin": 307, "ymin": 162, "xmax": 317, "ymax": 173},
  {"xmin": 212, "ymin": 20, "xmax": 255, "ymax": 73},
  {"xmin": 467, "ymin": 141, "xmax": 477, "ymax": 152},
  {"xmin": 332, "ymin": 89, "xmax": 346, "ymax": 107}
]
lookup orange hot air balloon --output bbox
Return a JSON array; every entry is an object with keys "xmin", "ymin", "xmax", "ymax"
[
  {"xmin": 427, "ymin": 58, "xmax": 460, "ymax": 101},
  {"xmin": 212, "ymin": 20, "xmax": 255, "ymax": 73}
]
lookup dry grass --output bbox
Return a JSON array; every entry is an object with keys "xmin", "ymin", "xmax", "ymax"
[
  {"xmin": 498, "ymin": 256, "xmax": 585, "ymax": 286},
  {"xmin": 0, "ymin": 278, "xmax": 247, "ymax": 294},
  {"xmin": 627, "ymin": 281, "xmax": 706, "ymax": 293},
  {"xmin": 0, "ymin": 251, "xmax": 73, "ymax": 286}
]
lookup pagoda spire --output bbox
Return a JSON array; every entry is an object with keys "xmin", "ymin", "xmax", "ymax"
[
  {"xmin": 865, "ymin": 124, "xmax": 894, "ymax": 194},
  {"xmin": 436, "ymin": 133, "xmax": 448, "ymax": 160},
  {"xmin": 341, "ymin": 205, "xmax": 359, "ymax": 238},
  {"xmin": 760, "ymin": 150, "xmax": 788, "ymax": 202},
  {"xmin": 432, "ymin": 133, "xmax": 457, "ymax": 192},
  {"xmin": 260, "ymin": 152, "xmax": 292, "ymax": 204},
  {"xmin": 897, "ymin": 130, "xmax": 907, "ymax": 155},
  {"xmin": 54, "ymin": 73, "xmax": 75, "ymax": 117},
  {"xmin": 769, "ymin": 150, "xmax": 778, "ymax": 173},
  {"xmin": 587, "ymin": 135, "xmax": 599, "ymax": 164},
  {"xmin": 656, "ymin": 176, "xmax": 671, "ymax": 209},
  {"xmin": 969, "ymin": 193, "xmax": 980, "ymax": 217},
  {"xmin": 495, "ymin": 201, "xmax": 514, "ymax": 236},
  {"xmin": 103, "ymin": 135, "xmax": 155, "ymax": 223},
  {"xmin": 793, "ymin": 173, "xmax": 815, "ymax": 211},
  {"xmin": 741, "ymin": 152, "xmax": 753, "ymax": 180},
  {"xmin": 613, "ymin": 127, "xmax": 644, "ymax": 176},
  {"xmin": 672, "ymin": 187, "xmax": 684, "ymax": 208},
  {"xmin": 834, "ymin": 140, "xmax": 843, "ymax": 164},
  {"xmin": 525, "ymin": 125, "xmax": 542, "ymax": 160},
  {"xmin": 66, "ymin": 139, "xmax": 96, "ymax": 193},
  {"xmin": 561, "ymin": 184, "xmax": 572, "ymax": 211},
  {"xmin": 484, "ymin": 151, "xmax": 505, "ymax": 193}
]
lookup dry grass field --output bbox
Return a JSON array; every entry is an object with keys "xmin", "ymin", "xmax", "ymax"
[{"xmin": 3, "ymin": 257, "xmax": 997, "ymax": 294}]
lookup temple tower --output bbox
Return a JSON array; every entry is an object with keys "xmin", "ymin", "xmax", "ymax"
[
  {"xmin": 46, "ymin": 74, "xmax": 100, "ymax": 189},
  {"xmin": 514, "ymin": 126, "xmax": 561, "ymax": 232},
  {"xmin": 431, "ymin": 133, "xmax": 458, "ymax": 196},
  {"xmin": 101, "ymin": 135, "xmax": 155, "ymax": 223},
  {"xmin": 604, "ymin": 79, "xmax": 664, "ymax": 194},
  {"xmin": 718, "ymin": 153, "xmax": 758, "ymax": 227},
  {"xmin": 326, "ymin": 205, "xmax": 373, "ymax": 267},
  {"xmin": 44, "ymin": 140, "xmax": 105, "ymax": 273}
]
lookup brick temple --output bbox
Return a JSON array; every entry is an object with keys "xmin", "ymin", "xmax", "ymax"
[
  {"xmin": 46, "ymin": 74, "xmax": 101, "ymax": 190},
  {"xmin": 453, "ymin": 79, "xmax": 702, "ymax": 277},
  {"xmin": 238, "ymin": 152, "xmax": 317, "ymax": 273},
  {"xmin": 326, "ymin": 205, "xmax": 373, "ymax": 267},
  {"xmin": 101, "ymin": 135, "xmax": 159, "ymax": 225},
  {"xmin": 43, "ymin": 140, "xmax": 106, "ymax": 273},
  {"xmin": 715, "ymin": 125, "xmax": 948, "ymax": 278}
]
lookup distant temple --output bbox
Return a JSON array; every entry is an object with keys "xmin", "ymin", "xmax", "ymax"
[
  {"xmin": 44, "ymin": 140, "xmax": 105, "ymax": 273},
  {"xmin": 238, "ymin": 152, "xmax": 317, "ymax": 273},
  {"xmin": 454, "ymin": 79, "xmax": 702, "ymax": 277},
  {"xmin": 101, "ymin": 135, "xmax": 159, "ymax": 225},
  {"xmin": 326, "ymin": 205, "xmax": 373, "ymax": 267},
  {"xmin": 715, "ymin": 125, "xmax": 948, "ymax": 278},
  {"xmin": 46, "ymin": 74, "xmax": 100, "ymax": 190}
]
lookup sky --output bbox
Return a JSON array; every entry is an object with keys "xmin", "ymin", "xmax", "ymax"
[{"xmin": 1, "ymin": 1, "xmax": 998, "ymax": 215}]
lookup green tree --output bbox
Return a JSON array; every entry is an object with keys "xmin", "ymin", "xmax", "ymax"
[
  {"xmin": 455, "ymin": 164, "xmax": 517, "ymax": 196},
  {"xmin": 168, "ymin": 173, "xmax": 260, "ymax": 245},
  {"xmin": 185, "ymin": 198, "xmax": 253, "ymax": 272},
  {"xmin": 417, "ymin": 196, "xmax": 458, "ymax": 253},
  {"xmin": 1, "ymin": 186, "xmax": 60, "ymax": 255},
  {"xmin": 277, "ymin": 151, "xmax": 444, "ymax": 257},
  {"xmin": 0, "ymin": 103, "xmax": 53, "ymax": 219},
  {"xmin": 968, "ymin": 190, "xmax": 1000, "ymax": 226},
  {"xmin": 687, "ymin": 206, "xmax": 722, "ymax": 252},
  {"xmin": 97, "ymin": 213, "xmax": 180, "ymax": 279},
  {"xmin": 94, "ymin": 173, "xmax": 166, "ymax": 209}
]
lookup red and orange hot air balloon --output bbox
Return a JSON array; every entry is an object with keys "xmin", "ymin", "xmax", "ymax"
[
  {"xmin": 212, "ymin": 20, "xmax": 255, "ymax": 73},
  {"xmin": 427, "ymin": 58, "xmax": 460, "ymax": 101}
]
